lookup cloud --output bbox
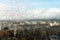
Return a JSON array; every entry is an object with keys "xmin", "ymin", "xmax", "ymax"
[
  {"xmin": 0, "ymin": 2, "xmax": 60, "ymax": 20},
  {"xmin": 24, "ymin": 8, "xmax": 60, "ymax": 19}
]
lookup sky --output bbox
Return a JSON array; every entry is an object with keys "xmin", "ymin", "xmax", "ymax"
[{"xmin": 0, "ymin": 0, "xmax": 60, "ymax": 20}]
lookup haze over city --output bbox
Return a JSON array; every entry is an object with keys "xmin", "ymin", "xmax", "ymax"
[{"xmin": 0, "ymin": 0, "xmax": 60, "ymax": 40}]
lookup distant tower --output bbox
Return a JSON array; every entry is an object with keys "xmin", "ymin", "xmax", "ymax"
[
  {"xmin": 0, "ymin": 22, "xmax": 2, "ymax": 30},
  {"xmin": 0, "ymin": 22, "xmax": 3, "ymax": 30}
]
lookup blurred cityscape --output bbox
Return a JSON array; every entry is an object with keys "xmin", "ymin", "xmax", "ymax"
[{"xmin": 0, "ymin": 19, "xmax": 60, "ymax": 40}]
